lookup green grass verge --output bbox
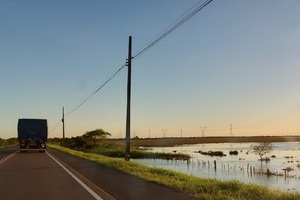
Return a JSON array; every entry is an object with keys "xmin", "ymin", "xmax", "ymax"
[
  {"xmin": 85, "ymin": 147, "xmax": 190, "ymax": 160},
  {"xmin": 48, "ymin": 144, "xmax": 300, "ymax": 200}
]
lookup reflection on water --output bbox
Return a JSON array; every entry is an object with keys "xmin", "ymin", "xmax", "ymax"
[{"xmin": 133, "ymin": 142, "xmax": 300, "ymax": 192}]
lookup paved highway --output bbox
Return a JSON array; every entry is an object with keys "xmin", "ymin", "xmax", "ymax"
[
  {"xmin": 0, "ymin": 146, "xmax": 107, "ymax": 200},
  {"xmin": 0, "ymin": 146, "xmax": 198, "ymax": 200},
  {"xmin": 0, "ymin": 145, "xmax": 17, "ymax": 161}
]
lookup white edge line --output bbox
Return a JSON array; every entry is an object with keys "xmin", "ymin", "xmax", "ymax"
[
  {"xmin": 46, "ymin": 152, "xmax": 103, "ymax": 200},
  {"xmin": 0, "ymin": 153, "xmax": 16, "ymax": 164}
]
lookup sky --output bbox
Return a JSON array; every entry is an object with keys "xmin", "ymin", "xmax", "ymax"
[{"xmin": 1, "ymin": 0, "xmax": 300, "ymax": 139}]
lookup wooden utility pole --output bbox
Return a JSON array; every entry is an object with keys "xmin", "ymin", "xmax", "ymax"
[
  {"xmin": 62, "ymin": 106, "xmax": 65, "ymax": 146},
  {"xmin": 125, "ymin": 36, "xmax": 132, "ymax": 161}
]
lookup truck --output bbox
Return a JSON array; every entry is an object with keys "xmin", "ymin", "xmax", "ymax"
[{"xmin": 17, "ymin": 118, "xmax": 48, "ymax": 152}]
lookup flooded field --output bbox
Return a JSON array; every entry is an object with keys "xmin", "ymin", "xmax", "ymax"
[{"xmin": 133, "ymin": 142, "xmax": 300, "ymax": 192}]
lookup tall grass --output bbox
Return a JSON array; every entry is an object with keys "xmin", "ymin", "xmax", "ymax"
[
  {"xmin": 0, "ymin": 138, "xmax": 18, "ymax": 148},
  {"xmin": 86, "ymin": 147, "xmax": 190, "ymax": 160},
  {"xmin": 49, "ymin": 144, "xmax": 300, "ymax": 200}
]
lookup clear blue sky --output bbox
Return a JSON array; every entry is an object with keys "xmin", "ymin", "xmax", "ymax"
[{"xmin": 1, "ymin": 0, "xmax": 300, "ymax": 139}]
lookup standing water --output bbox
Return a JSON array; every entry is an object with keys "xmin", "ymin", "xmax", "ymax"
[{"xmin": 133, "ymin": 142, "xmax": 300, "ymax": 192}]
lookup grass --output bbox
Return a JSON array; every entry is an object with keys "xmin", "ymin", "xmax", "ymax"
[
  {"xmin": 0, "ymin": 138, "xmax": 18, "ymax": 148},
  {"xmin": 48, "ymin": 144, "xmax": 300, "ymax": 200},
  {"xmin": 85, "ymin": 147, "xmax": 191, "ymax": 160}
]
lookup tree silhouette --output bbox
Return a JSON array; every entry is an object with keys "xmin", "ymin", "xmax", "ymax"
[
  {"xmin": 83, "ymin": 129, "xmax": 111, "ymax": 148},
  {"xmin": 251, "ymin": 142, "xmax": 274, "ymax": 162}
]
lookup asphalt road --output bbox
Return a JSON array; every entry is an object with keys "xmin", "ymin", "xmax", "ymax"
[
  {"xmin": 0, "ymin": 145, "xmax": 17, "ymax": 160},
  {"xmin": 0, "ymin": 146, "xmax": 198, "ymax": 200},
  {"xmin": 0, "ymin": 146, "xmax": 104, "ymax": 200}
]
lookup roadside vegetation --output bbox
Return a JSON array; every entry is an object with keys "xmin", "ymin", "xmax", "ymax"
[
  {"xmin": 49, "ymin": 144, "xmax": 300, "ymax": 200},
  {"xmin": 48, "ymin": 131, "xmax": 300, "ymax": 199},
  {"xmin": 0, "ymin": 138, "xmax": 18, "ymax": 148},
  {"xmin": 48, "ymin": 129, "xmax": 190, "ymax": 160},
  {"xmin": 87, "ymin": 147, "xmax": 190, "ymax": 160},
  {"xmin": 49, "ymin": 133, "xmax": 300, "ymax": 160}
]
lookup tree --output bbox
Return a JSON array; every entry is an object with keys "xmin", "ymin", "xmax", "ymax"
[
  {"xmin": 82, "ymin": 129, "xmax": 111, "ymax": 148},
  {"xmin": 251, "ymin": 142, "xmax": 274, "ymax": 162},
  {"xmin": 72, "ymin": 136, "xmax": 86, "ymax": 149}
]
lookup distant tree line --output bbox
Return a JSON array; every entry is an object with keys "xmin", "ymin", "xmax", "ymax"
[
  {"xmin": 48, "ymin": 129, "xmax": 111, "ymax": 149},
  {"xmin": 0, "ymin": 138, "xmax": 18, "ymax": 148}
]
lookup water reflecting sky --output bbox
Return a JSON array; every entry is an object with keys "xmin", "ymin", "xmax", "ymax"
[{"xmin": 134, "ymin": 142, "xmax": 300, "ymax": 192}]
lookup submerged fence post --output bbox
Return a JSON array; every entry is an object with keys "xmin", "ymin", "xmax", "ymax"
[{"xmin": 214, "ymin": 160, "xmax": 217, "ymax": 171}]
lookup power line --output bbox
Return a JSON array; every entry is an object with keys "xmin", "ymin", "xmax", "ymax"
[
  {"xmin": 133, "ymin": 0, "xmax": 213, "ymax": 60},
  {"xmin": 65, "ymin": 63, "xmax": 126, "ymax": 116},
  {"xmin": 63, "ymin": 0, "xmax": 213, "ymax": 118},
  {"xmin": 50, "ymin": 119, "xmax": 62, "ymax": 134}
]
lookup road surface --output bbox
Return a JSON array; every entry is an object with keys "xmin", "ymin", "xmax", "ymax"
[{"xmin": 0, "ymin": 146, "xmax": 198, "ymax": 200}]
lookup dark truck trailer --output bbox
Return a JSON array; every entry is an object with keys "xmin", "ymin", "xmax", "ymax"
[{"xmin": 17, "ymin": 118, "xmax": 48, "ymax": 152}]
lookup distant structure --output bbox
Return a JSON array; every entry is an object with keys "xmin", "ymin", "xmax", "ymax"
[
  {"xmin": 200, "ymin": 126, "xmax": 206, "ymax": 137},
  {"xmin": 162, "ymin": 129, "xmax": 167, "ymax": 138},
  {"xmin": 132, "ymin": 130, "xmax": 136, "ymax": 138},
  {"xmin": 230, "ymin": 124, "xmax": 233, "ymax": 137}
]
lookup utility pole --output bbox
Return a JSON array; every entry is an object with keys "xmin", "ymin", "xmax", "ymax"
[
  {"xmin": 62, "ymin": 107, "xmax": 65, "ymax": 146},
  {"xmin": 125, "ymin": 36, "xmax": 132, "ymax": 161},
  {"xmin": 230, "ymin": 124, "xmax": 233, "ymax": 137}
]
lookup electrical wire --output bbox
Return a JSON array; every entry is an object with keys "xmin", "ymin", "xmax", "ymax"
[
  {"xmin": 50, "ymin": 119, "xmax": 62, "ymax": 134},
  {"xmin": 133, "ymin": 0, "xmax": 213, "ymax": 60},
  {"xmin": 65, "ymin": 63, "xmax": 126, "ymax": 116},
  {"xmin": 133, "ymin": 0, "xmax": 205, "ymax": 58},
  {"xmin": 58, "ymin": 0, "xmax": 213, "ymax": 123}
]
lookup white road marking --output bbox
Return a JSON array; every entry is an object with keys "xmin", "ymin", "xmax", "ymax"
[
  {"xmin": 46, "ymin": 152, "xmax": 103, "ymax": 200},
  {"xmin": 0, "ymin": 153, "xmax": 16, "ymax": 164}
]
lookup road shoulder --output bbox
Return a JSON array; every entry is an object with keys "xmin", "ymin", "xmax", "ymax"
[{"xmin": 47, "ymin": 147, "xmax": 198, "ymax": 200}]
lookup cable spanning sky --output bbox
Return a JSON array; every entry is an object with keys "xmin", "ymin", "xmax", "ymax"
[
  {"xmin": 1, "ymin": 1, "xmax": 300, "ymax": 139},
  {"xmin": 65, "ymin": 0, "xmax": 213, "ymax": 117}
]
